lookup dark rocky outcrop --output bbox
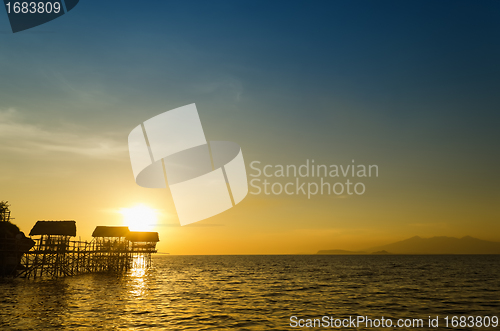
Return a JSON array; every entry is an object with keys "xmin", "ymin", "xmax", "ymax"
[{"xmin": 0, "ymin": 221, "xmax": 35, "ymax": 277}]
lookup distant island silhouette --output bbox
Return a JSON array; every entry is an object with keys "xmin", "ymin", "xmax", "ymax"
[{"xmin": 317, "ymin": 236, "xmax": 500, "ymax": 255}]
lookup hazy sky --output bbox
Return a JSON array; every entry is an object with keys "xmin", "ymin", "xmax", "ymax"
[{"xmin": 1, "ymin": 1, "xmax": 499, "ymax": 254}]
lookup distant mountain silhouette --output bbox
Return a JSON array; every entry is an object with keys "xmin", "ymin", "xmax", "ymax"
[
  {"xmin": 317, "ymin": 249, "xmax": 367, "ymax": 255},
  {"xmin": 366, "ymin": 236, "xmax": 500, "ymax": 254},
  {"xmin": 371, "ymin": 250, "xmax": 391, "ymax": 255}
]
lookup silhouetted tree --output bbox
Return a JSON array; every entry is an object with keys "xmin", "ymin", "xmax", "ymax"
[
  {"xmin": 0, "ymin": 200, "xmax": 10, "ymax": 219},
  {"xmin": 0, "ymin": 201, "xmax": 20, "ymax": 236}
]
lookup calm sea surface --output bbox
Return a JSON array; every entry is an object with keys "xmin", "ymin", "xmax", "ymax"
[{"xmin": 1, "ymin": 255, "xmax": 499, "ymax": 330}]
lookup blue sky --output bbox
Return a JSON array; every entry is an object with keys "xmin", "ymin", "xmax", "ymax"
[{"xmin": 1, "ymin": 1, "xmax": 499, "ymax": 253}]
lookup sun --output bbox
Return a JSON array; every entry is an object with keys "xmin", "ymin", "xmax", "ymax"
[{"xmin": 119, "ymin": 205, "xmax": 158, "ymax": 232}]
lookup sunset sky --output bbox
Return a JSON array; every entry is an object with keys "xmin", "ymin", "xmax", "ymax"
[{"xmin": 1, "ymin": 1, "xmax": 499, "ymax": 254}]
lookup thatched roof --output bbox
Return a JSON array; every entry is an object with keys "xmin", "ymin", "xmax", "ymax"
[
  {"xmin": 126, "ymin": 231, "xmax": 159, "ymax": 242},
  {"xmin": 92, "ymin": 226, "xmax": 130, "ymax": 238},
  {"xmin": 29, "ymin": 221, "xmax": 76, "ymax": 236}
]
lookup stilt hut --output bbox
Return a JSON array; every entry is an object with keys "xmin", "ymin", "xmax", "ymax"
[
  {"xmin": 125, "ymin": 231, "xmax": 159, "ymax": 268},
  {"xmin": 91, "ymin": 226, "xmax": 131, "ymax": 272},
  {"xmin": 27, "ymin": 221, "xmax": 76, "ymax": 278}
]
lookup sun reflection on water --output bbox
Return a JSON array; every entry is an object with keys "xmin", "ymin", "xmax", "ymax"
[{"xmin": 129, "ymin": 255, "xmax": 148, "ymax": 297}]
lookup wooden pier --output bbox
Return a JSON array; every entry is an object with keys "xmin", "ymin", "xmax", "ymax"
[{"xmin": 2, "ymin": 220, "xmax": 159, "ymax": 279}]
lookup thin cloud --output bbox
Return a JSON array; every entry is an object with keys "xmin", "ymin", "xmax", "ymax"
[
  {"xmin": 191, "ymin": 74, "xmax": 243, "ymax": 102},
  {"xmin": 156, "ymin": 223, "xmax": 225, "ymax": 228},
  {"xmin": 0, "ymin": 108, "xmax": 127, "ymax": 159}
]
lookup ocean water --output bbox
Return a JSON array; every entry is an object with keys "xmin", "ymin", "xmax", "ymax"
[{"xmin": 1, "ymin": 255, "xmax": 499, "ymax": 330}]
